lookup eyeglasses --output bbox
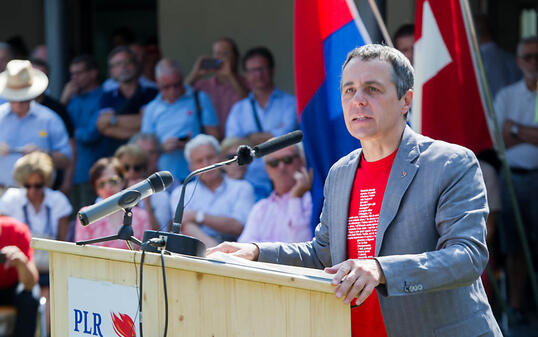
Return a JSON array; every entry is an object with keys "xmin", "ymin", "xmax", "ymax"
[
  {"xmin": 266, "ymin": 155, "xmax": 298, "ymax": 168},
  {"xmin": 159, "ymin": 81, "xmax": 183, "ymax": 91},
  {"xmin": 24, "ymin": 183, "xmax": 44, "ymax": 190},
  {"xmin": 96, "ymin": 176, "xmax": 122, "ymax": 189},
  {"xmin": 520, "ymin": 53, "xmax": 538, "ymax": 62},
  {"xmin": 124, "ymin": 163, "xmax": 146, "ymax": 172}
]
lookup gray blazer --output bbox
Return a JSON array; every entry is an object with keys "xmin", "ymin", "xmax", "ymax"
[{"xmin": 257, "ymin": 126, "xmax": 502, "ymax": 337}]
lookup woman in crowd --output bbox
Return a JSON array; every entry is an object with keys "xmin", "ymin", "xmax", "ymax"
[
  {"xmin": 115, "ymin": 144, "xmax": 171, "ymax": 231},
  {"xmin": 0, "ymin": 151, "xmax": 72, "ymax": 336},
  {"xmin": 75, "ymin": 157, "xmax": 152, "ymax": 249}
]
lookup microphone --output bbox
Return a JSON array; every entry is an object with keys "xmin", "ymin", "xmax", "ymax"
[
  {"xmin": 253, "ymin": 130, "xmax": 303, "ymax": 158},
  {"xmin": 78, "ymin": 171, "xmax": 173, "ymax": 226},
  {"xmin": 235, "ymin": 131, "xmax": 304, "ymax": 166}
]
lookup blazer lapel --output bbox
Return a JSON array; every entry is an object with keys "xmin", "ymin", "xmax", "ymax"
[
  {"xmin": 375, "ymin": 126, "xmax": 420, "ymax": 256},
  {"xmin": 331, "ymin": 150, "xmax": 361, "ymax": 264}
]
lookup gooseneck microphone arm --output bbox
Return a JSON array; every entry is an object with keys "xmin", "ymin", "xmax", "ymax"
[{"xmin": 171, "ymin": 156, "xmax": 239, "ymax": 233}]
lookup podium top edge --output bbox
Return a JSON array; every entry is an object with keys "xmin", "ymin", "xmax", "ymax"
[{"xmin": 31, "ymin": 238, "xmax": 337, "ymax": 294}]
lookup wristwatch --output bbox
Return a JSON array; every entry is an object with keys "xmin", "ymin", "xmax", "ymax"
[
  {"xmin": 195, "ymin": 211, "xmax": 205, "ymax": 224},
  {"xmin": 510, "ymin": 124, "xmax": 519, "ymax": 138}
]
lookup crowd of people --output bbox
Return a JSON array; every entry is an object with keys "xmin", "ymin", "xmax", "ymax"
[
  {"xmin": 0, "ymin": 25, "xmax": 536, "ymax": 336},
  {"xmin": 0, "ymin": 36, "xmax": 312, "ymax": 336}
]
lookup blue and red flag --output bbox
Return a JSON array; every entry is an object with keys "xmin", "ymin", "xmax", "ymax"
[{"xmin": 294, "ymin": 0, "xmax": 371, "ymax": 231}]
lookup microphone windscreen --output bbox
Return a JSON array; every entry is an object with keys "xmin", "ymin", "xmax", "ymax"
[
  {"xmin": 148, "ymin": 171, "xmax": 174, "ymax": 192},
  {"xmin": 237, "ymin": 145, "xmax": 254, "ymax": 165}
]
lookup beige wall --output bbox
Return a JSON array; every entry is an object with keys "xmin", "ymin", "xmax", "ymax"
[
  {"xmin": 0, "ymin": 0, "xmax": 44, "ymax": 55},
  {"xmin": 158, "ymin": 0, "xmax": 295, "ymax": 93},
  {"xmin": 386, "ymin": 0, "xmax": 416, "ymax": 38}
]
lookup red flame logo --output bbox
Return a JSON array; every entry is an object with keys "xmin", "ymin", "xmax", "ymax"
[{"xmin": 111, "ymin": 312, "xmax": 136, "ymax": 337}]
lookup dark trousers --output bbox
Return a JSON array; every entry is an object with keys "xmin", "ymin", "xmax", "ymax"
[{"xmin": 0, "ymin": 284, "xmax": 38, "ymax": 337}]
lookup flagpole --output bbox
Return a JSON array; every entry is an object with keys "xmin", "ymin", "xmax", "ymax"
[
  {"xmin": 346, "ymin": 0, "xmax": 373, "ymax": 44},
  {"xmin": 460, "ymin": 0, "xmax": 538, "ymax": 310},
  {"xmin": 366, "ymin": 0, "xmax": 393, "ymax": 47}
]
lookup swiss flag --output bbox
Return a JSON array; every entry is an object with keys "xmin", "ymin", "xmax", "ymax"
[{"xmin": 412, "ymin": 0, "xmax": 492, "ymax": 154}]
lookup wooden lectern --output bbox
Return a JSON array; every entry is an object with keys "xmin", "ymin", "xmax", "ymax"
[{"xmin": 32, "ymin": 238, "xmax": 350, "ymax": 336}]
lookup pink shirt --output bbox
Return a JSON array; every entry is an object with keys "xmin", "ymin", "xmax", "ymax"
[
  {"xmin": 238, "ymin": 191, "xmax": 312, "ymax": 243},
  {"xmin": 74, "ymin": 207, "xmax": 152, "ymax": 250},
  {"xmin": 194, "ymin": 76, "xmax": 247, "ymax": 135}
]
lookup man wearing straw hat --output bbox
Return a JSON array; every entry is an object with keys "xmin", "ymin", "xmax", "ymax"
[{"xmin": 0, "ymin": 60, "xmax": 72, "ymax": 190}]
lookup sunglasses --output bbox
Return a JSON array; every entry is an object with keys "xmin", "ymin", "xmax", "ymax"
[
  {"xmin": 124, "ymin": 163, "xmax": 146, "ymax": 172},
  {"xmin": 520, "ymin": 53, "xmax": 538, "ymax": 62},
  {"xmin": 266, "ymin": 155, "xmax": 298, "ymax": 168},
  {"xmin": 24, "ymin": 183, "xmax": 44, "ymax": 190},
  {"xmin": 97, "ymin": 176, "xmax": 122, "ymax": 189}
]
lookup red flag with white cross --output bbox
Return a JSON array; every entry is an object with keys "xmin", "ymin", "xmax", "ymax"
[{"xmin": 412, "ymin": 0, "xmax": 493, "ymax": 154}]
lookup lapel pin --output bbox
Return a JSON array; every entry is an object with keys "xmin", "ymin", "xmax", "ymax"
[{"xmin": 402, "ymin": 170, "xmax": 407, "ymax": 177}]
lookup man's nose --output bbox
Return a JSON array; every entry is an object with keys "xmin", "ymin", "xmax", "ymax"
[{"xmin": 352, "ymin": 90, "xmax": 367, "ymax": 106}]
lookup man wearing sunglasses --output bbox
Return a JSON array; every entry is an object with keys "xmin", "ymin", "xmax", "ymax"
[
  {"xmin": 494, "ymin": 36, "xmax": 538, "ymax": 318},
  {"xmin": 209, "ymin": 44, "xmax": 500, "ymax": 336},
  {"xmin": 238, "ymin": 143, "xmax": 313, "ymax": 243}
]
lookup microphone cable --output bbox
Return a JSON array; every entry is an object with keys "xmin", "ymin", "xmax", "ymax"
[{"xmin": 138, "ymin": 238, "xmax": 169, "ymax": 337}]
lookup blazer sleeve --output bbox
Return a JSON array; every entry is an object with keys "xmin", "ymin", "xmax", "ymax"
[
  {"xmin": 256, "ymin": 166, "xmax": 334, "ymax": 269},
  {"xmin": 375, "ymin": 149, "xmax": 489, "ymax": 297}
]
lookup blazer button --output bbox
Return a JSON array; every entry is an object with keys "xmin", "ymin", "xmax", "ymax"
[{"xmin": 418, "ymin": 284, "xmax": 423, "ymax": 291}]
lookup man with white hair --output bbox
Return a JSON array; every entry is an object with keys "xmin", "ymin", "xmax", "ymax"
[
  {"xmin": 141, "ymin": 58, "xmax": 219, "ymax": 181},
  {"xmin": 238, "ymin": 143, "xmax": 313, "ymax": 243},
  {"xmin": 169, "ymin": 134, "xmax": 255, "ymax": 247}
]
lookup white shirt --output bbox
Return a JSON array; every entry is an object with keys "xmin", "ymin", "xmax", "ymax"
[
  {"xmin": 169, "ymin": 176, "xmax": 255, "ymax": 241},
  {"xmin": 494, "ymin": 80, "xmax": 538, "ymax": 169},
  {"xmin": 0, "ymin": 187, "xmax": 72, "ymax": 238},
  {"xmin": 137, "ymin": 192, "xmax": 171, "ymax": 231}
]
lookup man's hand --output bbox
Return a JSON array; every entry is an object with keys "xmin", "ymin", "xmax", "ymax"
[
  {"xmin": 1, "ymin": 245, "xmax": 28, "ymax": 269},
  {"xmin": 182, "ymin": 210, "xmax": 196, "ymax": 225},
  {"xmin": 0, "ymin": 142, "xmax": 10, "ymax": 156},
  {"xmin": 290, "ymin": 167, "xmax": 313, "ymax": 198},
  {"xmin": 206, "ymin": 242, "xmax": 260, "ymax": 261},
  {"xmin": 96, "ymin": 111, "xmax": 114, "ymax": 132},
  {"xmin": 162, "ymin": 137, "xmax": 188, "ymax": 152},
  {"xmin": 21, "ymin": 143, "xmax": 40, "ymax": 155},
  {"xmin": 324, "ymin": 259, "xmax": 385, "ymax": 305},
  {"xmin": 60, "ymin": 80, "xmax": 80, "ymax": 105}
]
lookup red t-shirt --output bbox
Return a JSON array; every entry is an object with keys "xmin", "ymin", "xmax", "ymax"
[
  {"xmin": 347, "ymin": 150, "xmax": 397, "ymax": 337},
  {"xmin": 0, "ymin": 216, "xmax": 33, "ymax": 288}
]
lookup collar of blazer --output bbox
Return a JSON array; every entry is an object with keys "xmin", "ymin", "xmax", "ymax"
[{"xmin": 329, "ymin": 125, "xmax": 422, "ymax": 263}]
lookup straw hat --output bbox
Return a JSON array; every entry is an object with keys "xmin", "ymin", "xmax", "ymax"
[{"xmin": 0, "ymin": 60, "xmax": 48, "ymax": 101}]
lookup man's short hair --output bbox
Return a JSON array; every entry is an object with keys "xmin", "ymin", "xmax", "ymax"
[
  {"xmin": 155, "ymin": 58, "xmax": 182, "ymax": 79},
  {"xmin": 108, "ymin": 45, "xmax": 137, "ymax": 64},
  {"xmin": 393, "ymin": 24, "xmax": 415, "ymax": 43},
  {"xmin": 517, "ymin": 36, "xmax": 538, "ymax": 56},
  {"xmin": 114, "ymin": 144, "xmax": 148, "ymax": 166},
  {"xmin": 242, "ymin": 46, "xmax": 274, "ymax": 70},
  {"xmin": 29, "ymin": 58, "xmax": 49, "ymax": 74},
  {"xmin": 129, "ymin": 133, "xmax": 162, "ymax": 153},
  {"xmin": 71, "ymin": 54, "xmax": 98, "ymax": 71},
  {"xmin": 184, "ymin": 134, "xmax": 221, "ymax": 165}
]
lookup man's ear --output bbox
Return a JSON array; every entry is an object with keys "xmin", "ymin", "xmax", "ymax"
[{"xmin": 401, "ymin": 89, "xmax": 413, "ymax": 115}]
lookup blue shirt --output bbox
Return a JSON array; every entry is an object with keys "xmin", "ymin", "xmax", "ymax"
[
  {"xmin": 0, "ymin": 101, "xmax": 72, "ymax": 186},
  {"xmin": 225, "ymin": 88, "xmax": 298, "ymax": 138},
  {"xmin": 98, "ymin": 85, "xmax": 158, "ymax": 156},
  {"xmin": 141, "ymin": 85, "xmax": 218, "ymax": 181},
  {"xmin": 67, "ymin": 86, "xmax": 105, "ymax": 184},
  {"xmin": 169, "ymin": 176, "xmax": 255, "ymax": 242}
]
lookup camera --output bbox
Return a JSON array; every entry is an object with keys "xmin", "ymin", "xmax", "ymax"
[{"xmin": 200, "ymin": 58, "xmax": 222, "ymax": 70}]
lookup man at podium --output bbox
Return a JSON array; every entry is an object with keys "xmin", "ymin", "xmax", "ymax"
[{"xmin": 208, "ymin": 45, "xmax": 501, "ymax": 336}]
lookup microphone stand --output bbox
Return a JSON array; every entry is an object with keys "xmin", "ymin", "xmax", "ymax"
[
  {"xmin": 76, "ymin": 190, "xmax": 143, "ymax": 250},
  {"xmin": 142, "ymin": 156, "xmax": 240, "ymax": 257}
]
